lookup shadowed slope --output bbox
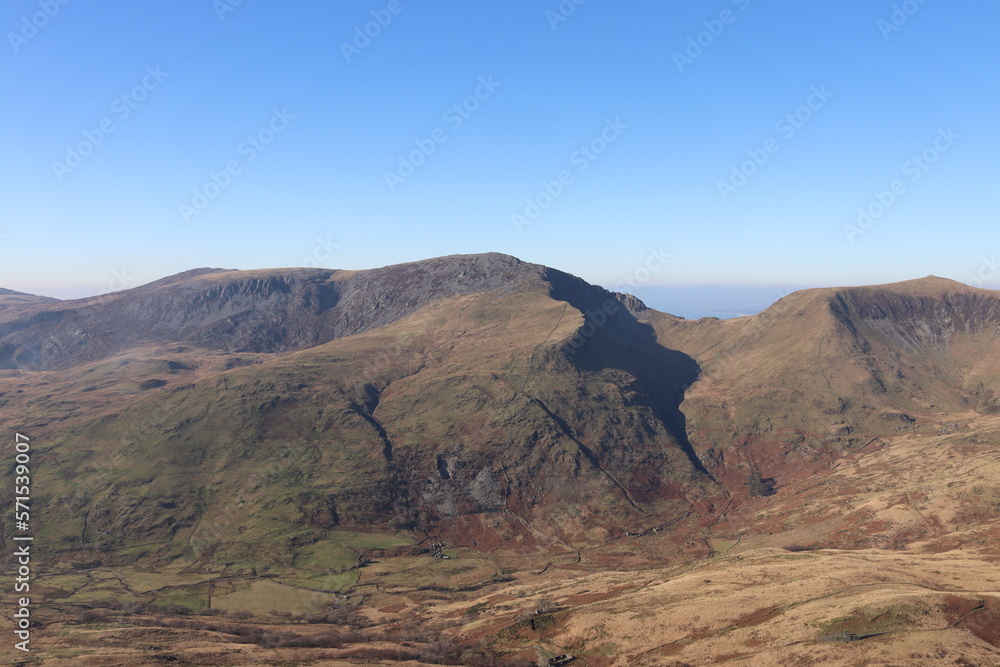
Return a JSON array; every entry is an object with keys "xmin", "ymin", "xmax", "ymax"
[{"xmin": 544, "ymin": 269, "xmax": 712, "ymax": 479}]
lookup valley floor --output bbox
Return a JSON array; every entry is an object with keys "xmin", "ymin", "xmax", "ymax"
[{"xmin": 5, "ymin": 415, "xmax": 1000, "ymax": 666}]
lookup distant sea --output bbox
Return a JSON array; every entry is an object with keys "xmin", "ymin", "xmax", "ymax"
[{"xmin": 610, "ymin": 285, "xmax": 813, "ymax": 320}]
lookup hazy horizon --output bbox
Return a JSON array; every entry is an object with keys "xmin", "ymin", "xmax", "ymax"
[{"xmin": 5, "ymin": 259, "xmax": 945, "ymax": 321}]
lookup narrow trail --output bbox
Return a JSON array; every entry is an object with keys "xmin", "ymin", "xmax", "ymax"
[{"xmin": 531, "ymin": 396, "xmax": 643, "ymax": 512}]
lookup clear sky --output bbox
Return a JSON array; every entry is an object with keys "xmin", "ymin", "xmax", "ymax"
[{"xmin": 2, "ymin": 1, "xmax": 998, "ymax": 312}]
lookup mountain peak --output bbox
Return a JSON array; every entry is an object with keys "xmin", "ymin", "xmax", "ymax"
[
  {"xmin": 870, "ymin": 274, "xmax": 976, "ymax": 294},
  {"xmin": 0, "ymin": 254, "xmax": 576, "ymax": 370},
  {"xmin": 131, "ymin": 267, "xmax": 233, "ymax": 292}
]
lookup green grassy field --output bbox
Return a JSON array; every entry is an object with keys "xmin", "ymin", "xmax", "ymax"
[
  {"xmin": 210, "ymin": 579, "xmax": 336, "ymax": 614},
  {"xmin": 277, "ymin": 569, "xmax": 359, "ymax": 593},
  {"xmin": 359, "ymin": 554, "xmax": 499, "ymax": 592}
]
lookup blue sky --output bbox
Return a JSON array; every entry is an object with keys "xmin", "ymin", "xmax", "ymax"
[{"xmin": 2, "ymin": 1, "xmax": 998, "ymax": 316}]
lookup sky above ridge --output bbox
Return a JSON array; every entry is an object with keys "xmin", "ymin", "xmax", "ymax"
[{"xmin": 2, "ymin": 1, "xmax": 998, "ymax": 315}]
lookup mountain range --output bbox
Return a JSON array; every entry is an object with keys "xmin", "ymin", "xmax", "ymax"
[{"xmin": 3, "ymin": 253, "xmax": 1000, "ymax": 665}]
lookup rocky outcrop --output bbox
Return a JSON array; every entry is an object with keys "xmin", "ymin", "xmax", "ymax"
[{"xmin": 0, "ymin": 253, "xmax": 655, "ymax": 371}]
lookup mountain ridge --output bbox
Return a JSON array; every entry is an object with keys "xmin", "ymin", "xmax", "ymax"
[
  {"xmin": 4, "ymin": 254, "xmax": 1000, "ymax": 664},
  {"xmin": 3, "ymin": 255, "xmax": 999, "ymax": 556}
]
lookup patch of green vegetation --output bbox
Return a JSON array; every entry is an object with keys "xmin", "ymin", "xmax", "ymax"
[
  {"xmin": 62, "ymin": 582, "xmax": 133, "ymax": 604},
  {"xmin": 154, "ymin": 585, "xmax": 210, "ymax": 611},
  {"xmin": 278, "ymin": 569, "xmax": 359, "ymax": 592},
  {"xmin": 817, "ymin": 603, "xmax": 925, "ymax": 637},
  {"xmin": 114, "ymin": 545, "xmax": 155, "ymax": 559},
  {"xmin": 532, "ymin": 613, "xmax": 556, "ymax": 633},
  {"xmin": 326, "ymin": 530, "xmax": 413, "ymax": 551},
  {"xmin": 210, "ymin": 579, "xmax": 334, "ymax": 614},
  {"xmin": 590, "ymin": 642, "xmax": 620, "ymax": 656},
  {"xmin": 747, "ymin": 471, "xmax": 776, "ymax": 497},
  {"xmin": 115, "ymin": 569, "xmax": 220, "ymax": 593},
  {"xmin": 36, "ymin": 573, "xmax": 90, "ymax": 591},
  {"xmin": 708, "ymin": 539, "xmax": 737, "ymax": 557},
  {"xmin": 294, "ymin": 540, "xmax": 358, "ymax": 570},
  {"xmin": 494, "ymin": 618, "xmax": 531, "ymax": 641}
]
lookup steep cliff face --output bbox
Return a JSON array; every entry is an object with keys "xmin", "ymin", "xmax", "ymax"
[{"xmin": 650, "ymin": 277, "xmax": 1000, "ymax": 490}]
